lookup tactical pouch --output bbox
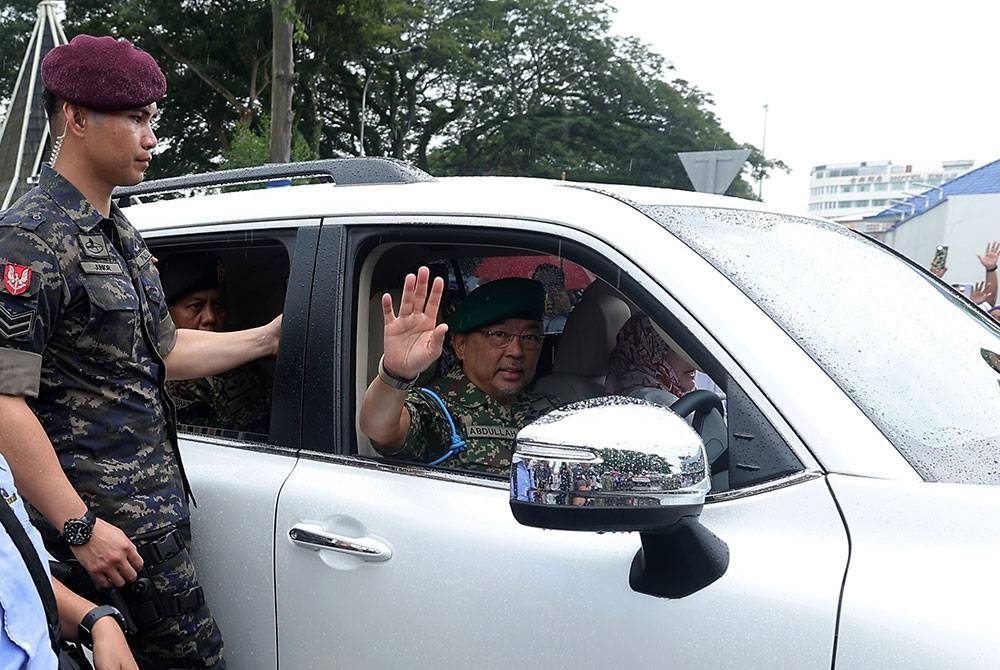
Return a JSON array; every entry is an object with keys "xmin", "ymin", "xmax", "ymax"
[
  {"xmin": 124, "ymin": 528, "xmax": 206, "ymax": 629},
  {"xmin": 124, "ymin": 576, "xmax": 205, "ymax": 629},
  {"xmin": 50, "ymin": 526, "xmax": 205, "ymax": 632}
]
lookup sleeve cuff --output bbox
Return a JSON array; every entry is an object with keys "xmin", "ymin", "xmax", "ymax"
[
  {"xmin": 159, "ymin": 314, "xmax": 177, "ymax": 357},
  {"xmin": 0, "ymin": 348, "xmax": 42, "ymax": 397}
]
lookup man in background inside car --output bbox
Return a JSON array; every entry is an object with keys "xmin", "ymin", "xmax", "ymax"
[
  {"xmin": 360, "ymin": 267, "xmax": 560, "ymax": 474},
  {"xmin": 161, "ymin": 251, "xmax": 272, "ymax": 435}
]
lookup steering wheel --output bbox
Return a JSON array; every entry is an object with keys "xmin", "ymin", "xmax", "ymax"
[
  {"xmin": 669, "ymin": 390, "xmax": 728, "ymax": 478},
  {"xmin": 669, "ymin": 389, "xmax": 724, "ymax": 433}
]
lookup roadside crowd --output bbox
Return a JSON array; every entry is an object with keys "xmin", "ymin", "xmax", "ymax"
[{"xmin": 928, "ymin": 241, "xmax": 1000, "ymax": 321}]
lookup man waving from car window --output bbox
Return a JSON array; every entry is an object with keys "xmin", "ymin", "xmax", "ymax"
[{"xmin": 360, "ymin": 267, "xmax": 560, "ymax": 474}]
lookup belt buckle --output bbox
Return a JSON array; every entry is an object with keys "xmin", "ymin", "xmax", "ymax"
[{"xmin": 143, "ymin": 529, "xmax": 184, "ymax": 566}]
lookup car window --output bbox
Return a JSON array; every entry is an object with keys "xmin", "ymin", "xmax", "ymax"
[
  {"xmin": 640, "ymin": 205, "xmax": 1000, "ymax": 485},
  {"xmin": 353, "ymin": 233, "xmax": 803, "ymax": 493},
  {"xmin": 150, "ymin": 238, "xmax": 290, "ymax": 442}
]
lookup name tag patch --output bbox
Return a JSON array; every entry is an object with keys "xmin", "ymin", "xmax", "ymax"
[
  {"xmin": 81, "ymin": 261, "xmax": 124, "ymax": 275},
  {"xmin": 79, "ymin": 235, "xmax": 110, "ymax": 258},
  {"xmin": 466, "ymin": 425, "xmax": 518, "ymax": 440}
]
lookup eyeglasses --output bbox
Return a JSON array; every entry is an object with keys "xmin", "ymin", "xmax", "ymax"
[{"xmin": 477, "ymin": 329, "xmax": 544, "ymax": 350}]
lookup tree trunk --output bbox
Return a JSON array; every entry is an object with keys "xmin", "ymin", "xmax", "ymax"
[{"xmin": 269, "ymin": 0, "xmax": 295, "ymax": 163}]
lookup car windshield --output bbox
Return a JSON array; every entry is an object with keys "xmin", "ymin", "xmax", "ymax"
[{"xmin": 640, "ymin": 205, "xmax": 1000, "ymax": 485}]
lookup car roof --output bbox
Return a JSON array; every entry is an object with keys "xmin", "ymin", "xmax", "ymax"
[{"xmin": 123, "ymin": 173, "xmax": 792, "ymax": 234}]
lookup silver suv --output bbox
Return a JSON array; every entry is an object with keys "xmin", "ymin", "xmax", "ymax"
[{"xmin": 120, "ymin": 158, "xmax": 1000, "ymax": 669}]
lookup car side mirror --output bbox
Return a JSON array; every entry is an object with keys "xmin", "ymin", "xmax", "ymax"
[{"xmin": 509, "ymin": 396, "xmax": 729, "ymax": 598}]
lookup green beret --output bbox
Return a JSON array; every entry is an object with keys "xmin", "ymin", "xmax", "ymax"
[{"xmin": 448, "ymin": 278, "xmax": 545, "ymax": 333}]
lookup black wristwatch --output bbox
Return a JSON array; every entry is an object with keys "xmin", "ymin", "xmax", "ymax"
[
  {"xmin": 78, "ymin": 605, "xmax": 126, "ymax": 647},
  {"xmin": 60, "ymin": 509, "xmax": 97, "ymax": 546}
]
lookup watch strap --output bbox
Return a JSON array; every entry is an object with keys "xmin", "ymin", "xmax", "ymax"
[
  {"xmin": 378, "ymin": 355, "xmax": 418, "ymax": 391},
  {"xmin": 78, "ymin": 605, "xmax": 126, "ymax": 648}
]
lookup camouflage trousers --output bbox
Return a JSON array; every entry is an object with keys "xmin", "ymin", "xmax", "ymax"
[{"xmin": 129, "ymin": 541, "xmax": 226, "ymax": 670}]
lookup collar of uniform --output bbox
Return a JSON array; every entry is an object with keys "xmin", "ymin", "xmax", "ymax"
[
  {"xmin": 435, "ymin": 367, "xmax": 490, "ymax": 410},
  {"xmin": 38, "ymin": 165, "xmax": 105, "ymax": 232},
  {"xmin": 436, "ymin": 366, "xmax": 539, "ymax": 412}
]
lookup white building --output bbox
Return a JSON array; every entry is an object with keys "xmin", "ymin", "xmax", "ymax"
[
  {"xmin": 808, "ymin": 159, "xmax": 974, "ymax": 226},
  {"xmin": 864, "ymin": 158, "xmax": 1000, "ymax": 288}
]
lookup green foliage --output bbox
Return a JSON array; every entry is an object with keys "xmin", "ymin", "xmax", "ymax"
[
  {"xmin": 0, "ymin": 0, "xmax": 786, "ymax": 195},
  {"xmin": 223, "ymin": 114, "xmax": 314, "ymax": 168}
]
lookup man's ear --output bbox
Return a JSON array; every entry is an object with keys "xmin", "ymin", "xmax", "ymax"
[
  {"xmin": 63, "ymin": 102, "xmax": 88, "ymax": 137},
  {"xmin": 451, "ymin": 333, "xmax": 467, "ymax": 361}
]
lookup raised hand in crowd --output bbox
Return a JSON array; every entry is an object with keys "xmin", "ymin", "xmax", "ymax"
[
  {"xmin": 970, "ymin": 281, "xmax": 992, "ymax": 305},
  {"xmin": 977, "ymin": 241, "xmax": 1000, "ymax": 271},
  {"xmin": 977, "ymin": 241, "xmax": 999, "ymax": 306}
]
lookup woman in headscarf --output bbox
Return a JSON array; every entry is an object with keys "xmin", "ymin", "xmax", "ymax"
[
  {"xmin": 605, "ymin": 312, "xmax": 729, "ymax": 489},
  {"xmin": 605, "ymin": 313, "xmax": 697, "ymax": 401}
]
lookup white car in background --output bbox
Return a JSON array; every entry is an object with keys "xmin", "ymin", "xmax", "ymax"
[{"xmin": 117, "ymin": 158, "xmax": 1000, "ymax": 669}]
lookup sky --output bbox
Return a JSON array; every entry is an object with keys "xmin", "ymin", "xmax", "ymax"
[{"xmin": 608, "ymin": 0, "xmax": 1000, "ymax": 215}]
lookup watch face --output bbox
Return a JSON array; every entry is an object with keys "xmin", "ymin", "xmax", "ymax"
[{"xmin": 62, "ymin": 517, "xmax": 93, "ymax": 545}]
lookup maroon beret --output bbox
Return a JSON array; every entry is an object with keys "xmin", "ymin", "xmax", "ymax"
[{"xmin": 41, "ymin": 35, "xmax": 166, "ymax": 111}]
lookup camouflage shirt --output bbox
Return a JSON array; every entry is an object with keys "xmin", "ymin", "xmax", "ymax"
[
  {"xmin": 167, "ymin": 362, "xmax": 272, "ymax": 434},
  {"xmin": 395, "ymin": 367, "xmax": 560, "ymax": 475},
  {"xmin": 0, "ymin": 166, "xmax": 186, "ymax": 540}
]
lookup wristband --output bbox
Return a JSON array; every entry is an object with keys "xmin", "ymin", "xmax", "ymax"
[
  {"xmin": 986, "ymin": 266, "xmax": 997, "ymax": 272},
  {"xmin": 378, "ymin": 355, "xmax": 418, "ymax": 391},
  {"xmin": 78, "ymin": 605, "xmax": 126, "ymax": 647}
]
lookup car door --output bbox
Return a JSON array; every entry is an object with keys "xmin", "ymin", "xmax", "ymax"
[
  {"xmin": 271, "ymin": 214, "xmax": 852, "ymax": 669},
  {"xmin": 144, "ymin": 222, "xmax": 319, "ymax": 669}
]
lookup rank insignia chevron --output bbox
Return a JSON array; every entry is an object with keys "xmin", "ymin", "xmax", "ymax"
[{"xmin": 0, "ymin": 302, "xmax": 32, "ymax": 340}]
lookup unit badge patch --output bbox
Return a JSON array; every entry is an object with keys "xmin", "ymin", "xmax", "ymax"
[
  {"xmin": 3, "ymin": 264, "xmax": 32, "ymax": 296},
  {"xmin": 79, "ymin": 234, "xmax": 110, "ymax": 258}
]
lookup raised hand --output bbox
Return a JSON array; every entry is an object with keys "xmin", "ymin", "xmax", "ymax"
[
  {"xmin": 971, "ymin": 281, "xmax": 992, "ymax": 304},
  {"xmin": 381, "ymin": 266, "xmax": 449, "ymax": 379},
  {"xmin": 979, "ymin": 241, "xmax": 1000, "ymax": 269}
]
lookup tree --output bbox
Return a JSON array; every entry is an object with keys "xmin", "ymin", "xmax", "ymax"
[{"xmin": 0, "ymin": 0, "xmax": 785, "ymax": 196}]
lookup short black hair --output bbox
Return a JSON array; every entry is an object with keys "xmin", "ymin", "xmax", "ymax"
[
  {"xmin": 41, "ymin": 87, "xmax": 60, "ymax": 122},
  {"xmin": 532, "ymin": 262, "xmax": 565, "ymax": 284}
]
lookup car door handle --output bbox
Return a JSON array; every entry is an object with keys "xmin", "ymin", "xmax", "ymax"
[{"xmin": 288, "ymin": 523, "xmax": 392, "ymax": 562}]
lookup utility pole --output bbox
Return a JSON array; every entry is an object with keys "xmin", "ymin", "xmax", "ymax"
[
  {"xmin": 269, "ymin": 0, "xmax": 295, "ymax": 163},
  {"xmin": 758, "ymin": 103, "xmax": 768, "ymax": 200}
]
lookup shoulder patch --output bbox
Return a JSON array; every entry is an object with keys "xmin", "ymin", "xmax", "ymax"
[{"xmin": 3, "ymin": 264, "xmax": 33, "ymax": 296}]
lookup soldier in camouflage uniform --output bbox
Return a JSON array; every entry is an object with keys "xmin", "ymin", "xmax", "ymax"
[
  {"xmin": 0, "ymin": 35, "xmax": 280, "ymax": 669},
  {"xmin": 360, "ymin": 269, "xmax": 560, "ymax": 474},
  {"xmin": 161, "ymin": 252, "xmax": 272, "ymax": 434}
]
